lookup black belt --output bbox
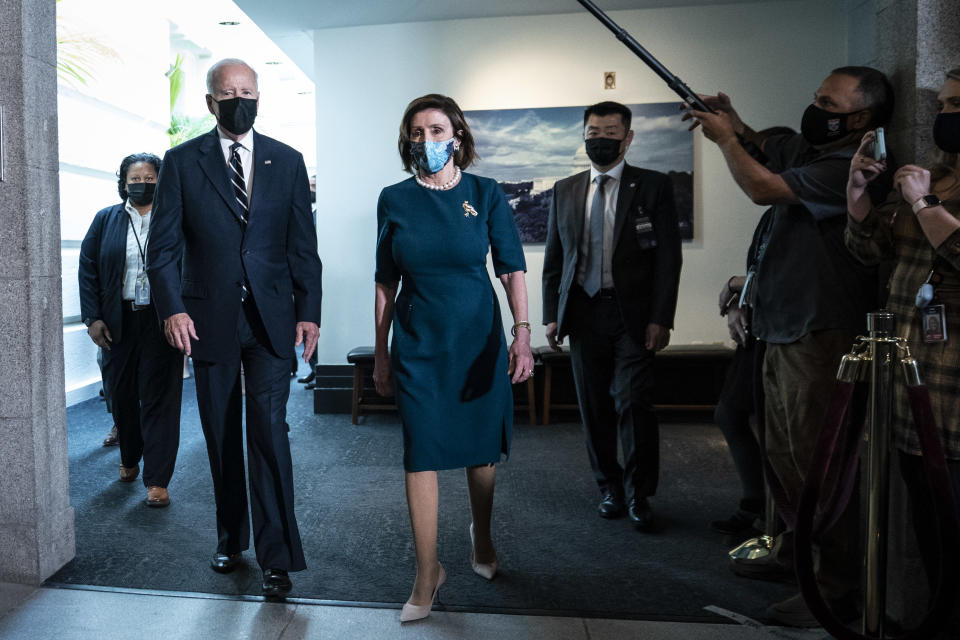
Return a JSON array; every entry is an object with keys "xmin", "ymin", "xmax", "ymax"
[{"xmin": 123, "ymin": 301, "xmax": 150, "ymax": 311}]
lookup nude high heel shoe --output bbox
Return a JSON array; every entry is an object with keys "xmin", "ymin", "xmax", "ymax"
[
  {"xmin": 400, "ymin": 564, "xmax": 446, "ymax": 623},
  {"xmin": 470, "ymin": 523, "xmax": 498, "ymax": 580}
]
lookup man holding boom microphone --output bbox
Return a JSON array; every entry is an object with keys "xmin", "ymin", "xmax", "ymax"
[{"xmin": 685, "ymin": 67, "xmax": 894, "ymax": 627}]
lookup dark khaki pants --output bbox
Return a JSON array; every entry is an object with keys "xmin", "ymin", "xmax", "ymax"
[{"xmin": 763, "ymin": 329, "xmax": 858, "ymax": 600}]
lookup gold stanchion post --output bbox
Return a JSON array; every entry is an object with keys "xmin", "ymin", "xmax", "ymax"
[{"xmin": 863, "ymin": 311, "xmax": 897, "ymax": 638}]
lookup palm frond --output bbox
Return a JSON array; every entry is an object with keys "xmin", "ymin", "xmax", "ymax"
[{"xmin": 56, "ymin": 1, "xmax": 119, "ymax": 88}]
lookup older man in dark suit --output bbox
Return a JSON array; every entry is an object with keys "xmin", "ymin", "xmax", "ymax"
[
  {"xmin": 543, "ymin": 101, "xmax": 682, "ymax": 532},
  {"xmin": 147, "ymin": 58, "xmax": 322, "ymax": 599}
]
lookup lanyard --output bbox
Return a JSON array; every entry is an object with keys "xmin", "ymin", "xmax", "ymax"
[{"xmin": 127, "ymin": 210, "xmax": 148, "ymax": 268}]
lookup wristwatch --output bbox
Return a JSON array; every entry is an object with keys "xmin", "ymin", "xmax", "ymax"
[{"xmin": 911, "ymin": 194, "xmax": 941, "ymax": 214}]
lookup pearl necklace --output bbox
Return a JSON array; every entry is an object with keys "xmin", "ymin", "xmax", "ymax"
[{"xmin": 415, "ymin": 166, "xmax": 462, "ymax": 191}]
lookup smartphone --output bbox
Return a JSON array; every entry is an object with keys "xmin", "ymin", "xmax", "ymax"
[{"xmin": 872, "ymin": 127, "xmax": 887, "ymax": 162}]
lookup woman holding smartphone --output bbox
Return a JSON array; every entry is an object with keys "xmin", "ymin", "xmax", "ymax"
[{"xmin": 844, "ymin": 68, "xmax": 960, "ymax": 628}]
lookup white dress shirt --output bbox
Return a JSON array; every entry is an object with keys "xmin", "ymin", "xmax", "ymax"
[
  {"xmin": 218, "ymin": 126, "xmax": 254, "ymax": 200},
  {"xmin": 576, "ymin": 159, "xmax": 625, "ymax": 290},
  {"xmin": 122, "ymin": 200, "xmax": 151, "ymax": 301}
]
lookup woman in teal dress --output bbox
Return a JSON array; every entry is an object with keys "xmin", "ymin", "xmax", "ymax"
[{"xmin": 373, "ymin": 94, "xmax": 535, "ymax": 623}]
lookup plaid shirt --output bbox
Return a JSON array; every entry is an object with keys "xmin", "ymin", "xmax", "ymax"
[{"xmin": 845, "ymin": 192, "xmax": 960, "ymax": 458}]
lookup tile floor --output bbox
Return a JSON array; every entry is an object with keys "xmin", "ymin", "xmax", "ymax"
[{"xmin": 0, "ymin": 583, "xmax": 832, "ymax": 639}]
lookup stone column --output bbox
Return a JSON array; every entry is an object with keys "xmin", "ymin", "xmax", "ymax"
[
  {"xmin": 872, "ymin": 0, "xmax": 960, "ymax": 627},
  {"xmin": 0, "ymin": 0, "xmax": 75, "ymax": 584},
  {"xmin": 877, "ymin": 0, "xmax": 960, "ymax": 164}
]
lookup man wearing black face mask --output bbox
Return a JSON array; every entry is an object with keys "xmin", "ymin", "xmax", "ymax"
[
  {"xmin": 686, "ymin": 67, "xmax": 894, "ymax": 627},
  {"xmin": 147, "ymin": 58, "xmax": 323, "ymax": 600},
  {"xmin": 543, "ymin": 101, "xmax": 682, "ymax": 533}
]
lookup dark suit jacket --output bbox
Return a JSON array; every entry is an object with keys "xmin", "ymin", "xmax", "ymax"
[
  {"xmin": 78, "ymin": 203, "xmax": 134, "ymax": 344},
  {"xmin": 542, "ymin": 163, "xmax": 682, "ymax": 344},
  {"xmin": 147, "ymin": 128, "xmax": 323, "ymax": 362}
]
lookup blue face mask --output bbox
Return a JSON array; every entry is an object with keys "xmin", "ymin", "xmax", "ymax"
[{"xmin": 410, "ymin": 138, "xmax": 455, "ymax": 175}]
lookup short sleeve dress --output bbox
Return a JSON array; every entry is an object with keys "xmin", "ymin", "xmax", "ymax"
[{"xmin": 376, "ymin": 173, "xmax": 526, "ymax": 472}]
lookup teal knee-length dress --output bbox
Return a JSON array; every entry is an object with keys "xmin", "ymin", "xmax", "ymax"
[{"xmin": 375, "ymin": 173, "xmax": 526, "ymax": 472}]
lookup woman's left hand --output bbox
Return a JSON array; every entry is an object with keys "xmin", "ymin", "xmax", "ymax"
[
  {"xmin": 508, "ymin": 332, "xmax": 535, "ymax": 384},
  {"xmin": 894, "ymin": 164, "xmax": 932, "ymax": 204}
]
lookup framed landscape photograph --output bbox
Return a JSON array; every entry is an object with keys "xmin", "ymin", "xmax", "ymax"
[{"xmin": 464, "ymin": 102, "xmax": 693, "ymax": 243}]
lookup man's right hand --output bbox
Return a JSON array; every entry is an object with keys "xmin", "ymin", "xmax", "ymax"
[
  {"xmin": 163, "ymin": 312, "xmax": 198, "ymax": 355},
  {"xmin": 727, "ymin": 306, "xmax": 748, "ymax": 346},
  {"xmin": 682, "ymin": 92, "xmax": 744, "ymax": 134},
  {"xmin": 546, "ymin": 321, "xmax": 563, "ymax": 351},
  {"xmin": 718, "ymin": 275, "xmax": 746, "ymax": 316},
  {"xmin": 87, "ymin": 320, "xmax": 112, "ymax": 350}
]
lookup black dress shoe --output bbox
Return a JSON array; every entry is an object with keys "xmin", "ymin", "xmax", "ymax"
[
  {"xmin": 304, "ymin": 381, "xmax": 317, "ymax": 390},
  {"xmin": 210, "ymin": 552, "xmax": 243, "ymax": 574},
  {"xmin": 598, "ymin": 491, "xmax": 624, "ymax": 519},
  {"xmin": 628, "ymin": 497, "xmax": 655, "ymax": 532},
  {"xmin": 710, "ymin": 510, "xmax": 760, "ymax": 535},
  {"xmin": 262, "ymin": 568, "xmax": 292, "ymax": 599},
  {"xmin": 297, "ymin": 372, "xmax": 316, "ymax": 384},
  {"xmin": 102, "ymin": 424, "xmax": 119, "ymax": 447}
]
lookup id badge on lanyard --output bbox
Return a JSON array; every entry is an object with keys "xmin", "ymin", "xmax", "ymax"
[
  {"xmin": 135, "ymin": 272, "xmax": 151, "ymax": 306},
  {"xmin": 129, "ymin": 212, "xmax": 150, "ymax": 306},
  {"xmin": 916, "ymin": 268, "xmax": 948, "ymax": 343}
]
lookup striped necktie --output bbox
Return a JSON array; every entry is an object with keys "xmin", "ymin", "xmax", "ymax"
[
  {"xmin": 230, "ymin": 142, "xmax": 251, "ymax": 301},
  {"xmin": 229, "ymin": 142, "xmax": 249, "ymax": 223}
]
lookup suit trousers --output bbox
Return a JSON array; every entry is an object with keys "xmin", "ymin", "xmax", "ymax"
[
  {"xmin": 763, "ymin": 329, "xmax": 858, "ymax": 600},
  {"xmin": 567, "ymin": 288, "xmax": 659, "ymax": 501},
  {"xmin": 192, "ymin": 299, "xmax": 306, "ymax": 572},
  {"xmin": 713, "ymin": 341, "xmax": 765, "ymax": 514},
  {"xmin": 102, "ymin": 304, "xmax": 183, "ymax": 487}
]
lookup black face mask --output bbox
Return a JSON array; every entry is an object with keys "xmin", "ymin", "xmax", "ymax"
[
  {"xmin": 214, "ymin": 97, "xmax": 258, "ymax": 136},
  {"xmin": 800, "ymin": 104, "xmax": 862, "ymax": 146},
  {"xmin": 584, "ymin": 137, "xmax": 624, "ymax": 167},
  {"xmin": 933, "ymin": 111, "xmax": 960, "ymax": 153},
  {"xmin": 126, "ymin": 182, "xmax": 156, "ymax": 206}
]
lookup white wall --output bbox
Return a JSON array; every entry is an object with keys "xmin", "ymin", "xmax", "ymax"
[
  {"xmin": 312, "ymin": 0, "xmax": 846, "ymax": 364},
  {"xmin": 58, "ymin": 1, "xmax": 171, "ymax": 402}
]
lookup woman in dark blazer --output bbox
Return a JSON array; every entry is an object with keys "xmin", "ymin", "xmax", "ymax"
[{"xmin": 78, "ymin": 153, "xmax": 183, "ymax": 507}]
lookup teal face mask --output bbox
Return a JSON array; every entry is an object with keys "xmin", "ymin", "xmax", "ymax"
[{"xmin": 410, "ymin": 138, "xmax": 455, "ymax": 175}]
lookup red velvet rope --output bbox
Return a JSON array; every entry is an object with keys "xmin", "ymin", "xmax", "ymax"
[
  {"xmin": 755, "ymin": 372, "xmax": 864, "ymax": 534},
  {"xmin": 793, "ymin": 379, "xmax": 960, "ymax": 640}
]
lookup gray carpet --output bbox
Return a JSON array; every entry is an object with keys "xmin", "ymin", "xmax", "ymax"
[{"xmin": 50, "ymin": 374, "xmax": 793, "ymax": 622}]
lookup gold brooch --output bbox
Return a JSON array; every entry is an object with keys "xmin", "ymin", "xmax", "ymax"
[{"xmin": 462, "ymin": 201, "xmax": 478, "ymax": 217}]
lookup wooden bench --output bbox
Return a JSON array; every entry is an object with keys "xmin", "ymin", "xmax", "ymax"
[
  {"xmin": 537, "ymin": 346, "xmax": 578, "ymax": 425},
  {"xmin": 536, "ymin": 343, "xmax": 735, "ymax": 424},
  {"xmin": 347, "ymin": 346, "xmax": 538, "ymax": 425},
  {"xmin": 347, "ymin": 346, "xmax": 396, "ymax": 425}
]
